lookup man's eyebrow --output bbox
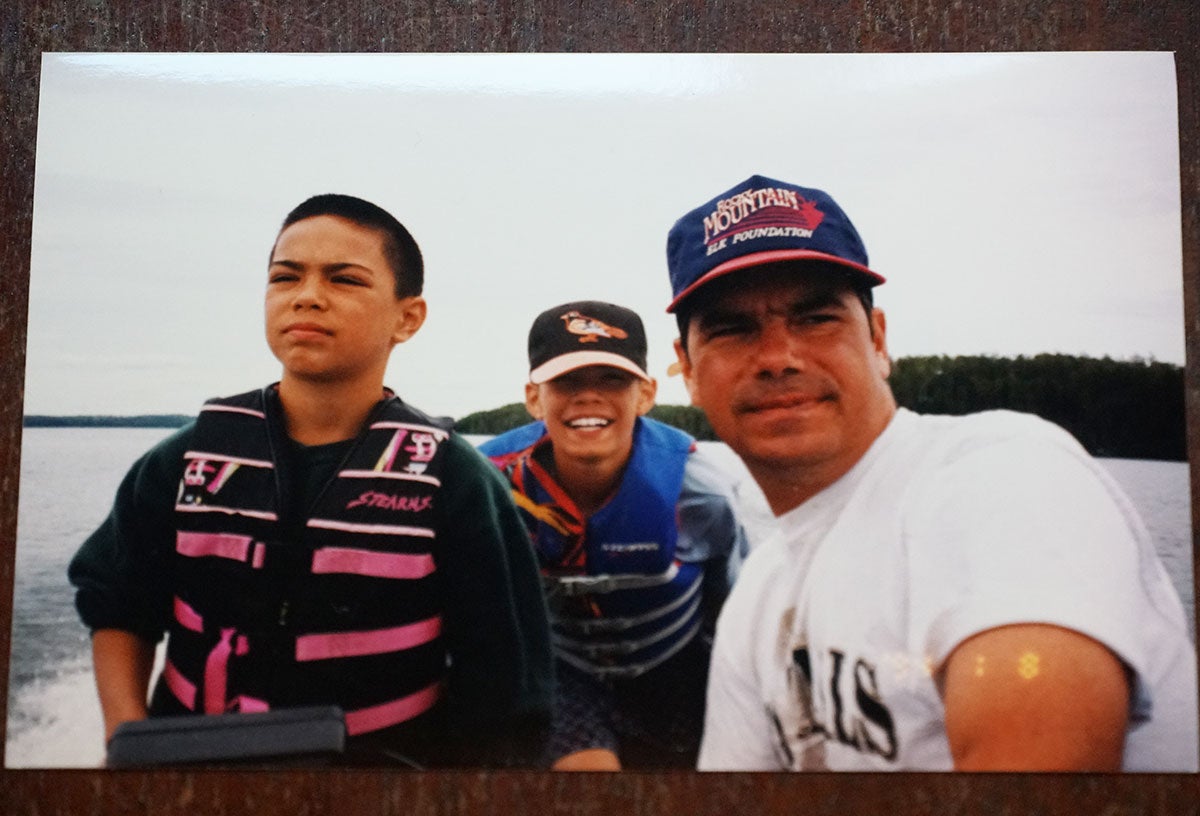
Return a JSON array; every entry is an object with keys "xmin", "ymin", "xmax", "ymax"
[
  {"xmin": 788, "ymin": 290, "xmax": 850, "ymax": 313},
  {"xmin": 697, "ymin": 289, "xmax": 849, "ymax": 327},
  {"xmin": 695, "ymin": 305, "xmax": 748, "ymax": 328}
]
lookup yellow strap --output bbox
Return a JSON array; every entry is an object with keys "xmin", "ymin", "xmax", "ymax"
[{"xmin": 511, "ymin": 490, "xmax": 576, "ymax": 537}]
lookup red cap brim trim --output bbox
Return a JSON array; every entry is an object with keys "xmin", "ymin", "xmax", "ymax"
[
  {"xmin": 529, "ymin": 351, "xmax": 652, "ymax": 385},
  {"xmin": 666, "ymin": 249, "xmax": 885, "ymax": 313}
]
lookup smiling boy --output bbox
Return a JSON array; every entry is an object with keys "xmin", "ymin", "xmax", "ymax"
[
  {"xmin": 69, "ymin": 194, "xmax": 553, "ymax": 767},
  {"xmin": 479, "ymin": 301, "xmax": 747, "ymax": 770}
]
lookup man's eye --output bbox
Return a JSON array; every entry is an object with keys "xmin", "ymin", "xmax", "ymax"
[
  {"xmin": 333, "ymin": 275, "xmax": 366, "ymax": 286},
  {"xmin": 268, "ymin": 273, "xmax": 297, "ymax": 284},
  {"xmin": 706, "ymin": 323, "xmax": 749, "ymax": 338}
]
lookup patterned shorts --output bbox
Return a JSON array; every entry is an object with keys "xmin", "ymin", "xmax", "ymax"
[{"xmin": 546, "ymin": 639, "xmax": 711, "ymax": 769}]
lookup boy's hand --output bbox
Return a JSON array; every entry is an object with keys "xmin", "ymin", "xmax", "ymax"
[{"xmin": 91, "ymin": 629, "xmax": 156, "ymax": 742}]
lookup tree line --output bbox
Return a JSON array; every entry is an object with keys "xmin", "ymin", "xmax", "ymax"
[
  {"xmin": 889, "ymin": 354, "xmax": 1185, "ymax": 460},
  {"xmin": 24, "ymin": 355, "xmax": 1186, "ymax": 461},
  {"xmin": 456, "ymin": 354, "xmax": 1186, "ymax": 461}
]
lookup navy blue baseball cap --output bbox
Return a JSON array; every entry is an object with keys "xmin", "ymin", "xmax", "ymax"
[{"xmin": 665, "ymin": 175, "xmax": 885, "ymax": 313}]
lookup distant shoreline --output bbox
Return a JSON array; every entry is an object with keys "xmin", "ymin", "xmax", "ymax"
[
  {"xmin": 23, "ymin": 415, "xmax": 193, "ymax": 428},
  {"xmin": 23, "ymin": 349, "xmax": 1190, "ymax": 462}
]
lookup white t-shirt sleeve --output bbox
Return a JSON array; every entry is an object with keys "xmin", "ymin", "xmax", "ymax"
[{"xmin": 905, "ymin": 418, "xmax": 1158, "ymax": 690}]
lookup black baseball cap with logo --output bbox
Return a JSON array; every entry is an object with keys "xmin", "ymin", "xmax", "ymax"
[{"xmin": 527, "ymin": 300, "xmax": 651, "ymax": 385}]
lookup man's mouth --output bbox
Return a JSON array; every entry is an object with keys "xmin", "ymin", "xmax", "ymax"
[
  {"xmin": 738, "ymin": 392, "xmax": 833, "ymax": 414},
  {"xmin": 565, "ymin": 417, "xmax": 613, "ymax": 429}
]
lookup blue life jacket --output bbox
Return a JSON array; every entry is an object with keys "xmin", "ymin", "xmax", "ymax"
[
  {"xmin": 480, "ymin": 417, "xmax": 702, "ymax": 679},
  {"xmin": 157, "ymin": 386, "xmax": 451, "ymax": 737}
]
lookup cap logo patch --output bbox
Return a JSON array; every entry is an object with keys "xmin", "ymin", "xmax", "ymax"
[
  {"xmin": 665, "ymin": 175, "xmax": 882, "ymax": 313},
  {"xmin": 560, "ymin": 310, "xmax": 629, "ymax": 344},
  {"xmin": 702, "ymin": 186, "xmax": 825, "ymax": 256}
]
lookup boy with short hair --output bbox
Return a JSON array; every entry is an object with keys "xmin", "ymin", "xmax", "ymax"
[
  {"xmin": 69, "ymin": 194, "xmax": 553, "ymax": 767},
  {"xmin": 479, "ymin": 300, "xmax": 747, "ymax": 770}
]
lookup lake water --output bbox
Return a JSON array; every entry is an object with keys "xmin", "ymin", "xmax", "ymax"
[{"xmin": 5, "ymin": 427, "xmax": 1196, "ymax": 768}]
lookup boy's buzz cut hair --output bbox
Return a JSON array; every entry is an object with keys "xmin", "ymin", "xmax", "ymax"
[{"xmin": 279, "ymin": 193, "xmax": 424, "ymax": 298}]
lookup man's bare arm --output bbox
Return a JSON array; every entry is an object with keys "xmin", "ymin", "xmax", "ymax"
[
  {"xmin": 938, "ymin": 623, "xmax": 1131, "ymax": 771},
  {"xmin": 91, "ymin": 628, "xmax": 156, "ymax": 742}
]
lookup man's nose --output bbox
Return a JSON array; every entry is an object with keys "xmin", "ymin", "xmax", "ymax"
[{"xmin": 754, "ymin": 319, "xmax": 805, "ymax": 378}]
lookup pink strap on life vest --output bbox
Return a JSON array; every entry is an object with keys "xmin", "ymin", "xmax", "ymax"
[
  {"xmin": 343, "ymin": 681, "xmax": 441, "ymax": 735},
  {"xmin": 176, "ymin": 532, "xmax": 266, "ymax": 568},
  {"xmin": 177, "ymin": 531, "xmax": 253, "ymax": 561},
  {"xmin": 294, "ymin": 616, "xmax": 442, "ymax": 662},
  {"xmin": 163, "ymin": 659, "xmax": 197, "ymax": 710},
  {"xmin": 234, "ymin": 695, "xmax": 269, "ymax": 713},
  {"xmin": 311, "ymin": 547, "xmax": 435, "ymax": 580},
  {"xmin": 306, "ymin": 518, "xmax": 435, "ymax": 538},
  {"xmin": 203, "ymin": 628, "xmax": 249, "ymax": 714},
  {"xmin": 199, "ymin": 404, "xmax": 266, "ymax": 419},
  {"xmin": 173, "ymin": 597, "xmax": 205, "ymax": 633}
]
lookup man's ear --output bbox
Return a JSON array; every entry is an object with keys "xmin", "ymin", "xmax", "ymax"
[
  {"xmin": 871, "ymin": 308, "xmax": 891, "ymax": 379},
  {"xmin": 634, "ymin": 377, "xmax": 658, "ymax": 416},
  {"xmin": 524, "ymin": 382, "xmax": 544, "ymax": 420},
  {"xmin": 392, "ymin": 296, "xmax": 428, "ymax": 345},
  {"xmin": 673, "ymin": 338, "xmax": 700, "ymax": 407}
]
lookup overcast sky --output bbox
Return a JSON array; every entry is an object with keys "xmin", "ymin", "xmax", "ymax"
[{"xmin": 24, "ymin": 52, "xmax": 1183, "ymax": 419}]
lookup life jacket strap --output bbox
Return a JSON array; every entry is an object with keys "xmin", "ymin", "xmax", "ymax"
[
  {"xmin": 548, "ymin": 562, "xmax": 681, "ymax": 597},
  {"xmin": 555, "ymin": 618, "xmax": 703, "ymax": 680},
  {"xmin": 553, "ymin": 571, "xmax": 702, "ymax": 634}
]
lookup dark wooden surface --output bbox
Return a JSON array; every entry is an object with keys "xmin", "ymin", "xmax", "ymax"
[{"xmin": 2, "ymin": 2, "xmax": 1198, "ymax": 813}]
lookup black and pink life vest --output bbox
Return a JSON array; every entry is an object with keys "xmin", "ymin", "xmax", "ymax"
[
  {"xmin": 479, "ymin": 417, "xmax": 702, "ymax": 679},
  {"xmin": 156, "ymin": 387, "xmax": 451, "ymax": 737}
]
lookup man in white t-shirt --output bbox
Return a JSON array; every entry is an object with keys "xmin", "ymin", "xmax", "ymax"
[{"xmin": 664, "ymin": 174, "xmax": 1198, "ymax": 771}]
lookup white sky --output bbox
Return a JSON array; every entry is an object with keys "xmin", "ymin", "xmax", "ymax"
[{"xmin": 24, "ymin": 52, "xmax": 1183, "ymax": 418}]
